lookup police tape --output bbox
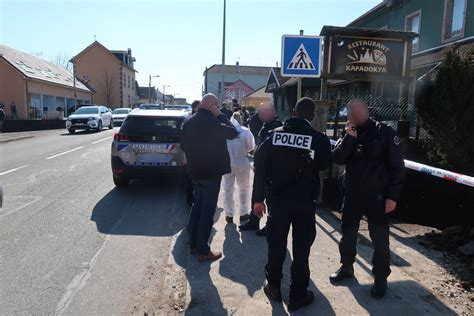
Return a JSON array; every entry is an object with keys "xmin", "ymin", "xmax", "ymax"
[{"xmin": 329, "ymin": 139, "xmax": 474, "ymax": 188}]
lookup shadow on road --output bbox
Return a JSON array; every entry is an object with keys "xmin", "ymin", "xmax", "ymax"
[
  {"xmin": 172, "ymin": 227, "xmax": 228, "ymax": 315},
  {"xmin": 90, "ymin": 176, "xmax": 188, "ymax": 237}
]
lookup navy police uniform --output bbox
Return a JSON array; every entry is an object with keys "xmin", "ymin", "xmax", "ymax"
[
  {"xmin": 332, "ymin": 117, "xmax": 405, "ymax": 279},
  {"xmin": 253, "ymin": 117, "xmax": 331, "ymax": 299}
]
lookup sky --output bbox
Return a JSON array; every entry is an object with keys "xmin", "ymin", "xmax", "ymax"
[{"xmin": 0, "ymin": 0, "xmax": 380, "ymax": 102}]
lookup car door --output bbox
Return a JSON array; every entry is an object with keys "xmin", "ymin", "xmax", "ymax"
[{"xmin": 99, "ymin": 107, "xmax": 109, "ymax": 125}]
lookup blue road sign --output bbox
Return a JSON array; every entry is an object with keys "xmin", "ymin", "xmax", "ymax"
[{"xmin": 281, "ymin": 35, "xmax": 322, "ymax": 78}]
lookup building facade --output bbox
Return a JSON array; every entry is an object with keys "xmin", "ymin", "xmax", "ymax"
[
  {"xmin": 0, "ymin": 44, "xmax": 92, "ymax": 120},
  {"xmin": 347, "ymin": 0, "xmax": 473, "ymax": 98},
  {"xmin": 203, "ymin": 62, "xmax": 271, "ymax": 103},
  {"xmin": 71, "ymin": 41, "xmax": 137, "ymax": 109},
  {"xmin": 241, "ymin": 86, "xmax": 273, "ymax": 109}
]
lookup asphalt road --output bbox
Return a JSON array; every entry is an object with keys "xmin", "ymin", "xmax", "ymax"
[{"xmin": 0, "ymin": 128, "xmax": 189, "ymax": 315}]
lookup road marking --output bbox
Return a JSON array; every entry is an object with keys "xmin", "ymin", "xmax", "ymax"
[
  {"xmin": 45, "ymin": 146, "xmax": 84, "ymax": 160},
  {"xmin": 92, "ymin": 137, "xmax": 112, "ymax": 144},
  {"xmin": 0, "ymin": 165, "xmax": 29, "ymax": 176}
]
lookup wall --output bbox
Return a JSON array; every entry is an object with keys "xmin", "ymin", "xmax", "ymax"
[
  {"xmin": 350, "ymin": 0, "xmax": 473, "ymax": 52},
  {"xmin": 120, "ymin": 66, "xmax": 136, "ymax": 107},
  {"xmin": 206, "ymin": 72, "xmax": 269, "ymax": 97},
  {"xmin": 0, "ymin": 59, "xmax": 26, "ymax": 119},
  {"xmin": 75, "ymin": 44, "xmax": 121, "ymax": 108}
]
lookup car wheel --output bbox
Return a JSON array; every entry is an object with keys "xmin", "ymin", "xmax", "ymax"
[
  {"xmin": 113, "ymin": 176, "xmax": 129, "ymax": 188},
  {"xmin": 68, "ymin": 129, "xmax": 76, "ymax": 134},
  {"xmin": 96, "ymin": 121, "xmax": 102, "ymax": 132},
  {"xmin": 109, "ymin": 119, "xmax": 113, "ymax": 129}
]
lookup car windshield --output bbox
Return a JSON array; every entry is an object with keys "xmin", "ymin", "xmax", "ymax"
[
  {"xmin": 120, "ymin": 116, "xmax": 182, "ymax": 137},
  {"xmin": 113, "ymin": 109, "xmax": 130, "ymax": 114},
  {"xmin": 74, "ymin": 107, "xmax": 99, "ymax": 115}
]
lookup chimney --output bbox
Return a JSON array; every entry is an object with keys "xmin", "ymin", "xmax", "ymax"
[
  {"xmin": 276, "ymin": 61, "xmax": 278, "ymax": 67},
  {"xmin": 236, "ymin": 61, "xmax": 240, "ymax": 73}
]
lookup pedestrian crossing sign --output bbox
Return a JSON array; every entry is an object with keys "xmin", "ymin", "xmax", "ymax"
[{"xmin": 281, "ymin": 35, "xmax": 322, "ymax": 78}]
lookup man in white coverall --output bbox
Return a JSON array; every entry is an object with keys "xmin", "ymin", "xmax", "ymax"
[{"xmin": 223, "ymin": 112, "xmax": 256, "ymax": 224}]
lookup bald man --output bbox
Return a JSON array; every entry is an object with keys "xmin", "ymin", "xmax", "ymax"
[
  {"xmin": 181, "ymin": 93, "xmax": 238, "ymax": 262},
  {"xmin": 330, "ymin": 99, "xmax": 405, "ymax": 298}
]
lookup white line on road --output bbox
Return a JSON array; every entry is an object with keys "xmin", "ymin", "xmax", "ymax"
[
  {"xmin": 92, "ymin": 137, "xmax": 112, "ymax": 144},
  {"xmin": 45, "ymin": 146, "xmax": 84, "ymax": 160},
  {"xmin": 0, "ymin": 165, "xmax": 29, "ymax": 176}
]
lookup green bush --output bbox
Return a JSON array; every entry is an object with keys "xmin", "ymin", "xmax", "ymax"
[{"xmin": 415, "ymin": 48, "xmax": 474, "ymax": 174}]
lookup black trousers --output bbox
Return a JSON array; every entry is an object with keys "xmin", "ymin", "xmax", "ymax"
[
  {"xmin": 339, "ymin": 194, "xmax": 391, "ymax": 279},
  {"xmin": 265, "ymin": 200, "xmax": 316, "ymax": 299}
]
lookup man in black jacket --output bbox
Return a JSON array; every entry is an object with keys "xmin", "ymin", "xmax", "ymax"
[
  {"xmin": 240, "ymin": 103, "xmax": 282, "ymax": 235},
  {"xmin": 253, "ymin": 98, "xmax": 331, "ymax": 311},
  {"xmin": 181, "ymin": 94, "xmax": 238, "ymax": 263},
  {"xmin": 329, "ymin": 99, "xmax": 405, "ymax": 299}
]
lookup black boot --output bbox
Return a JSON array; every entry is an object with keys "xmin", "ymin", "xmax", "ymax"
[
  {"xmin": 370, "ymin": 278, "xmax": 387, "ymax": 299},
  {"xmin": 239, "ymin": 219, "xmax": 259, "ymax": 231},
  {"xmin": 263, "ymin": 283, "xmax": 282, "ymax": 302},
  {"xmin": 255, "ymin": 225, "xmax": 266, "ymax": 237},
  {"xmin": 329, "ymin": 265, "xmax": 354, "ymax": 283},
  {"xmin": 225, "ymin": 216, "xmax": 233, "ymax": 224},
  {"xmin": 288, "ymin": 290, "xmax": 314, "ymax": 311}
]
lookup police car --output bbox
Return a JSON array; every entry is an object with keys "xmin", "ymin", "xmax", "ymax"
[{"xmin": 111, "ymin": 109, "xmax": 188, "ymax": 187}]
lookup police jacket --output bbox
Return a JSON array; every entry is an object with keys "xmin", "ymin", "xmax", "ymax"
[
  {"xmin": 181, "ymin": 108, "xmax": 238, "ymax": 180},
  {"xmin": 332, "ymin": 118, "xmax": 405, "ymax": 202},
  {"xmin": 252, "ymin": 117, "xmax": 332, "ymax": 203}
]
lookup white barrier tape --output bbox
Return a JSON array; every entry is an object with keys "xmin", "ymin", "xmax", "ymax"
[{"xmin": 329, "ymin": 139, "xmax": 474, "ymax": 187}]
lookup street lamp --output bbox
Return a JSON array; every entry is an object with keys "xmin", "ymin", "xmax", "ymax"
[
  {"xmin": 149, "ymin": 74, "xmax": 160, "ymax": 103},
  {"xmin": 162, "ymin": 85, "xmax": 171, "ymax": 104}
]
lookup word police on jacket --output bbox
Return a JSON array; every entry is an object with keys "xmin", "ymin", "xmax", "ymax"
[{"xmin": 272, "ymin": 132, "xmax": 312, "ymax": 150}]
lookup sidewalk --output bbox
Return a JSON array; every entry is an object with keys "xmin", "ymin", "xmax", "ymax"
[
  {"xmin": 0, "ymin": 131, "xmax": 35, "ymax": 143},
  {"xmin": 165, "ymin": 185, "xmax": 471, "ymax": 315}
]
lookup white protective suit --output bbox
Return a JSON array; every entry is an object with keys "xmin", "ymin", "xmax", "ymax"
[{"xmin": 222, "ymin": 118, "xmax": 256, "ymax": 217}]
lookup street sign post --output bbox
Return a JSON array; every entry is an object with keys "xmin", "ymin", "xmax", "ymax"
[{"xmin": 281, "ymin": 35, "xmax": 322, "ymax": 78}]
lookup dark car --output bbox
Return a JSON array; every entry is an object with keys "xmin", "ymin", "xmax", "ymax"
[{"xmin": 111, "ymin": 109, "xmax": 188, "ymax": 187}]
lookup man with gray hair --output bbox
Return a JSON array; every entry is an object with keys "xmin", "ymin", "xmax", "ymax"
[{"xmin": 181, "ymin": 93, "xmax": 238, "ymax": 262}]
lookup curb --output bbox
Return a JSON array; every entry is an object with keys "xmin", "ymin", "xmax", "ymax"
[{"xmin": 0, "ymin": 135, "xmax": 34, "ymax": 143}]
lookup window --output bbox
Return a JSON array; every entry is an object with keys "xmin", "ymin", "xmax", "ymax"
[
  {"xmin": 443, "ymin": 0, "xmax": 466, "ymax": 41},
  {"xmin": 123, "ymin": 74, "xmax": 126, "ymax": 87},
  {"xmin": 405, "ymin": 10, "xmax": 421, "ymax": 52}
]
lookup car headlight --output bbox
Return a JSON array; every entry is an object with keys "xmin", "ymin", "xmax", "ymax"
[
  {"xmin": 67, "ymin": 118, "xmax": 71, "ymax": 121},
  {"xmin": 88, "ymin": 117, "xmax": 96, "ymax": 121}
]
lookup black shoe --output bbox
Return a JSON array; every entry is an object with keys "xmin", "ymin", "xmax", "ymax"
[
  {"xmin": 240, "ymin": 214, "xmax": 250, "ymax": 222},
  {"xmin": 288, "ymin": 290, "xmax": 314, "ymax": 311},
  {"xmin": 255, "ymin": 226, "xmax": 266, "ymax": 237},
  {"xmin": 329, "ymin": 265, "xmax": 354, "ymax": 283},
  {"xmin": 263, "ymin": 283, "xmax": 282, "ymax": 302},
  {"xmin": 225, "ymin": 216, "xmax": 233, "ymax": 224},
  {"xmin": 370, "ymin": 278, "xmax": 387, "ymax": 299},
  {"xmin": 239, "ymin": 220, "xmax": 259, "ymax": 231}
]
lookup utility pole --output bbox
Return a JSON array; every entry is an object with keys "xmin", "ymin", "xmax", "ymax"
[
  {"xmin": 162, "ymin": 84, "xmax": 170, "ymax": 104},
  {"xmin": 219, "ymin": 0, "xmax": 226, "ymax": 103},
  {"xmin": 149, "ymin": 74, "xmax": 159, "ymax": 103}
]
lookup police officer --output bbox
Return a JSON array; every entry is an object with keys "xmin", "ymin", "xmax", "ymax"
[
  {"xmin": 253, "ymin": 97, "xmax": 331, "ymax": 311},
  {"xmin": 330, "ymin": 99, "xmax": 405, "ymax": 298}
]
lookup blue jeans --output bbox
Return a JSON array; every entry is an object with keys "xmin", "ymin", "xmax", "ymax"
[{"xmin": 188, "ymin": 177, "xmax": 222, "ymax": 255}]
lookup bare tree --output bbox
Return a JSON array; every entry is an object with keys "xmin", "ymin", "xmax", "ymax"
[
  {"xmin": 50, "ymin": 53, "xmax": 72, "ymax": 71},
  {"xmin": 101, "ymin": 71, "xmax": 116, "ymax": 107}
]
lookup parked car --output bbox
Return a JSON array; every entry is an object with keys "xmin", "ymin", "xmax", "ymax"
[
  {"xmin": 139, "ymin": 103, "xmax": 163, "ymax": 110},
  {"xmin": 165, "ymin": 105, "xmax": 192, "ymax": 113},
  {"xmin": 66, "ymin": 105, "xmax": 113, "ymax": 134},
  {"xmin": 111, "ymin": 109, "xmax": 189, "ymax": 187},
  {"xmin": 112, "ymin": 108, "xmax": 132, "ymax": 126}
]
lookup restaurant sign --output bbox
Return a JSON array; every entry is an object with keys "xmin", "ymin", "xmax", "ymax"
[{"xmin": 325, "ymin": 35, "xmax": 410, "ymax": 81}]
